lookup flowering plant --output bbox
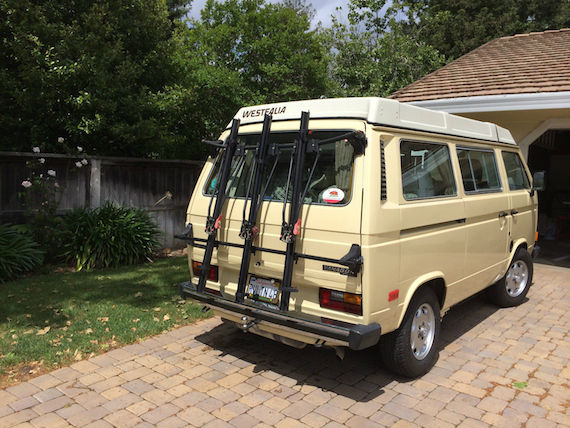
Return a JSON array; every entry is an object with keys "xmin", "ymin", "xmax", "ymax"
[{"xmin": 19, "ymin": 139, "xmax": 88, "ymax": 261}]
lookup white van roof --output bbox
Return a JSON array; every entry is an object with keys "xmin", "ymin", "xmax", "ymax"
[{"xmin": 231, "ymin": 97, "xmax": 516, "ymax": 145}]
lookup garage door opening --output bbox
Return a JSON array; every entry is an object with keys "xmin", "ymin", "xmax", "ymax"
[{"xmin": 528, "ymin": 129, "xmax": 570, "ymax": 267}]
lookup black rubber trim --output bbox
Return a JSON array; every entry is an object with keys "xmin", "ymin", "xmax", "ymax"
[{"xmin": 179, "ymin": 284, "xmax": 381, "ymax": 350}]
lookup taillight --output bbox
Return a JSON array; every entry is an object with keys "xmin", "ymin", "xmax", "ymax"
[
  {"xmin": 319, "ymin": 288, "xmax": 362, "ymax": 315},
  {"xmin": 191, "ymin": 260, "xmax": 218, "ymax": 282}
]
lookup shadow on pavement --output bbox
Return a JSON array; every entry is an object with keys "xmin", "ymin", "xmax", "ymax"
[{"xmin": 195, "ymin": 288, "xmax": 506, "ymax": 402}]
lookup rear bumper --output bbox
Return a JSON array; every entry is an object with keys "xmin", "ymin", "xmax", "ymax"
[{"xmin": 179, "ymin": 282, "xmax": 381, "ymax": 350}]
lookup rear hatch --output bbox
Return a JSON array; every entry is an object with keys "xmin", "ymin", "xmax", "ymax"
[{"xmin": 187, "ymin": 119, "xmax": 365, "ymax": 324}]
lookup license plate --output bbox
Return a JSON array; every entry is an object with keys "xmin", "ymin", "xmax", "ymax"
[{"xmin": 247, "ymin": 276, "xmax": 280, "ymax": 305}]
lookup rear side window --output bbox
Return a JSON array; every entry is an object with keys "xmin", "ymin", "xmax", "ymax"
[
  {"xmin": 502, "ymin": 151, "xmax": 530, "ymax": 190},
  {"xmin": 457, "ymin": 148, "xmax": 501, "ymax": 193},
  {"xmin": 400, "ymin": 141, "xmax": 456, "ymax": 200}
]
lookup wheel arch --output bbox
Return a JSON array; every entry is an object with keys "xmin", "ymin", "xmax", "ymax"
[{"xmin": 396, "ymin": 273, "xmax": 446, "ymax": 328}]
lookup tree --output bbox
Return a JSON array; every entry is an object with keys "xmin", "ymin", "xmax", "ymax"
[
  {"xmin": 397, "ymin": 0, "xmax": 570, "ymax": 60},
  {"xmin": 0, "ymin": 0, "xmax": 190, "ymax": 158},
  {"xmin": 186, "ymin": 0, "xmax": 330, "ymax": 104},
  {"xmin": 327, "ymin": 0, "xmax": 445, "ymax": 97}
]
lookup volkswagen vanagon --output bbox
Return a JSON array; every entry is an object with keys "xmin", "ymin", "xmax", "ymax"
[{"xmin": 178, "ymin": 97, "xmax": 538, "ymax": 377}]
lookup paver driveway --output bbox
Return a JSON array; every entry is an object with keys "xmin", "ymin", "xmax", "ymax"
[{"xmin": 1, "ymin": 263, "xmax": 569, "ymax": 428}]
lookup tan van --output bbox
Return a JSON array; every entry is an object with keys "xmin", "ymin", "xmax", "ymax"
[{"xmin": 179, "ymin": 97, "xmax": 539, "ymax": 378}]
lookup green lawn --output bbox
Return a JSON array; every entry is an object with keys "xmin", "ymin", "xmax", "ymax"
[{"xmin": 0, "ymin": 256, "xmax": 208, "ymax": 385}]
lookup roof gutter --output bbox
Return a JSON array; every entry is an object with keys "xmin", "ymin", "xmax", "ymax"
[{"xmin": 407, "ymin": 91, "xmax": 570, "ymax": 113}]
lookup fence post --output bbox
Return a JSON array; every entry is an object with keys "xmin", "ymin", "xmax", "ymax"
[{"xmin": 89, "ymin": 159, "xmax": 101, "ymax": 208}]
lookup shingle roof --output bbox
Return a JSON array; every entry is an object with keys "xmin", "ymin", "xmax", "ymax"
[{"xmin": 390, "ymin": 29, "xmax": 570, "ymax": 102}]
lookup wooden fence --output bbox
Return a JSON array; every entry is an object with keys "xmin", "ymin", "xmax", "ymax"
[{"xmin": 0, "ymin": 152, "xmax": 204, "ymax": 249}]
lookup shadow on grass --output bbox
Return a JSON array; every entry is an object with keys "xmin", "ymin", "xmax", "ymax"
[
  {"xmin": 0, "ymin": 257, "xmax": 189, "ymax": 328},
  {"xmin": 195, "ymin": 289, "xmax": 505, "ymax": 402}
]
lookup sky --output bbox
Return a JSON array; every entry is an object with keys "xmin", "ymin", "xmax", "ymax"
[{"xmin": 188, "ymin": 0, "xmax": 351, "ymax": 28}]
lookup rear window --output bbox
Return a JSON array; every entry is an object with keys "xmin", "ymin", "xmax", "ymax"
[{"xmin": 204, "ymin": 131, "xmax": 355, "ymax": 205}]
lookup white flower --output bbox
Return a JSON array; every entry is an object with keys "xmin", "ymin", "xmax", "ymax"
[
  {"xmin": 75, "ymin": 161, "xmax": 82, "ymax": 168},
  {"xmin": 40, "ymin": 174, "xmax": 43, "ymax": 178},
  {"xmin": 47, "ymin": 169, "xmax": 56, "ymax": 177},
  {"xmin": 32, "ymin": 147, "xmax": 40, "ymax": 153},
  {"xmin": 21, "ymin": 180, "xmax": 32, "ymax": 188},
  {"xmin": 39, "ymin": 158, "xmax": 45, "ymax": 164},
  {"xmin": 81, "ymin": 159, "xmax": 88, "ymax": 165},
  {"xmin": 58, "ymin": 137, "xmax": 65, "ymax": 143},
  {"xmin": 54, "ymin": 182, "xmax": 60, "ymax": 188},
  {"xmin": 77, "ymin": 146, "xmax": 83, "ymax": 152}
]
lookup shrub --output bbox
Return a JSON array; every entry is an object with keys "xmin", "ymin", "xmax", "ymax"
[
  {"xmin": 0, "ymin": 224, "xmax": 44, "ymax": 282},
  {"xmin": 63, "ymin": 203, "xmax": 161, "ymax": 271}
]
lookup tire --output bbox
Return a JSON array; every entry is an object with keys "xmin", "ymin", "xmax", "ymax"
[
  {"xmin": 380, "ymin": 288, "xmax": 441, "ymax": 378},
  {"xmin": 488, "ymin": 247, "xmax": 533, "ymax": 308}
]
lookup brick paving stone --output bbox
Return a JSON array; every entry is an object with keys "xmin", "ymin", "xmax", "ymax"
[
  {"xmin": 103, "ymin": 392, "xmax": 141, "ymax": 412},
  {"xmin": 32, "ymin": 395, "xmax": 74, "ymax": 415},
  {"xmin": 246, "ymin": 404, "xmax": 284, "ymax": 425},
  {"xmin": 126, "ymin": 400, "xmax": 156, "ymax": 417},
  {"xmin": 55, "ymin": 403, "xmax": 86, "ymax": 419},
  {"xmin": 228, "ymin": 413, "xmax": 260, "ymax": 428},
  {"xmin": 140, "ymin": 389, "xmax": 174, "ymax": 406},
  {"xmin": 0, "ymin": 404, "xmax": 14, "ymax": 418},
  {"xmin": 89, "ymin": 376, "xmax": 126, "ymax": 394},
  {"xmin": 50, "ymin": 367, "xmax": 81, "ymax": 384},
  {"xmin": 211, "ymin": 401, "xmax": 250, "ymax": 421},
  {"xmin": 178, "ymin": 406, "xmax": 216, "ymax": 426},
  {"xmin": 119, "ymin": 367, "xmax": 154, "ymax": 382},
  {"xmin": 0, "ymin": 408, "xmax": 38, "ymax": 426},
  {"xmin": 281, "ymin": 400, "xmax": 316, "ymax": 419},
  {"xmin": 6, "ymin": 383, "xmax": 42, "ymax": 399},
  {"xmin": 140, "ymin": 403, "xmax": 180, "ymax": 424},
  {"xmin": 10, "ymin": 396, "xmax": 40, "ymax": 412},
  {"xmin": 456, "ymin": 418, "xmax": 489, "ymax": 428},
  {"xmin": 71, "ymin": 360, "xmax": 99, "ymax": 374},
  {"xmin": 274, "ymin": 417, "xmax": 308, "ymax": 428},
  {"xmin": 171, "ymin": 390, "xmax": 209, "ymax": 408},
  {"xmin": 83, "ymin": 420, "xmax": 114, "ymax": 428},
  {"xmin": 155, "ymin": 415, "xmax": 187, "ymax": 428},
  {"xmin": 28, "ymin": 374, "xmax": 62, "ymax": 391},
  {"xmin": 195, "ymin": 396, "xmax": 224, "ymax": 413},
  {"xmin": 66, "ymin": 405, "xmax": 110, "ymax": 427},
  {"xmin": 477, "ymin": 396, "xmax": 508, "ymax": 413},
  {"xmin": 122, "ymin": 379, "xmax": 154, "ymax": 395},
  {"xmin": 74, "ymin": 391, "xmax": 108, "ymax": 410},
  {"xmin": 313, "ymin": 403, "xmax": 353, "ymax": 424},
  {"xmin": 29, "ymin": 411, "xmax": 68, "ymax": 428}
]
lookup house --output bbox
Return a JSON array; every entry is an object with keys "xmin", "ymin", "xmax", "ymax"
[{"xmin": 391, "ymin": 29, "xmax": 570, "ymax": 257}]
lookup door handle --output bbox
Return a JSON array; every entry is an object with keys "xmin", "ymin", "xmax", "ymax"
[
  {"xmin": 511, "ymin": 209, "xmax": 518, "ymax": 215},
  {"xmin": 499, "ymin": 212, "xmax": 508, "ymax": 218}
]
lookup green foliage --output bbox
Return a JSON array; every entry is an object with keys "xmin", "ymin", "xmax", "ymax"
[
  {"xmin": 63, "ymin": 203, "xmax": 161, "ymax": 271},
  {"xmin": 395, "ymin": 0, "xmax": 570, "ymax": 60},
  {"xmin": 0, "ymin": 0, "xmax": 191, "ymax": 158},
  {"xmin": 185, "ymin": 0, "xmax": 330, "ymax": 107},
  {"xmin": 326, "ymin": 1, "xmax": 445, "ymax": 97},
  {"xmin": 0, "ymin": 224, "xmax": 44, "ymax": 283}
]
